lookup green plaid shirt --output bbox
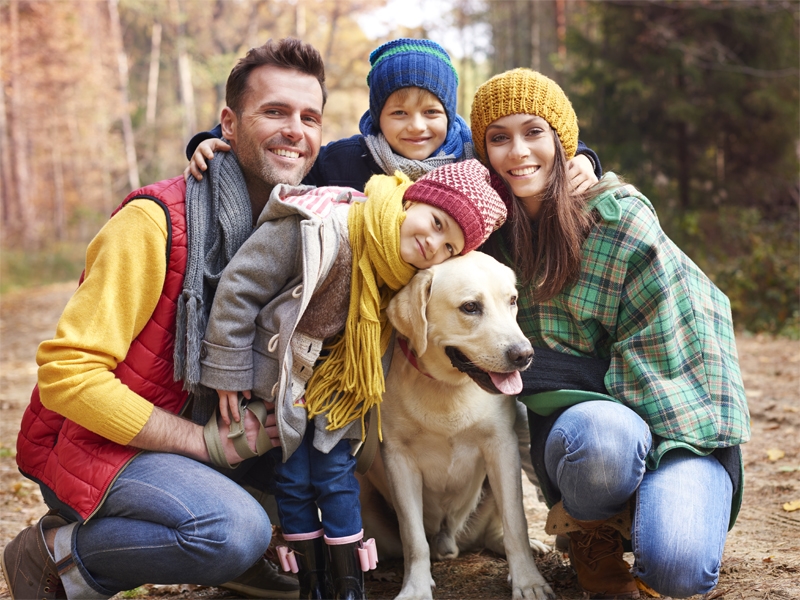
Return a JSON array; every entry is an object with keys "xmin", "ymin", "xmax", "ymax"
[{"xmin": 513, "ymin": 174, "xmax": 750, "ymax": 470}]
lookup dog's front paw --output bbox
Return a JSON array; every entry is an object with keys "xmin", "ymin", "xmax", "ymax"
[
  {"xmin": 510, "ymin": 569, "xmax": 555, "ymax": 600},
  {"xmin": 395, "ymin": 576, "xmax": 435, "ymax": 600},
  {"xmin": 511, "ymin": 579, "xmax": 555, "ymax": 600}
]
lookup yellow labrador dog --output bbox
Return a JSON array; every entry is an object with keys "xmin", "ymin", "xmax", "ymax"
[{"xmin": 359, "ymin": 252, "xmax": 554, "ymax": 600}]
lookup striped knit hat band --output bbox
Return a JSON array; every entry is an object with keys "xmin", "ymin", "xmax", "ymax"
[{"xmin": 470, "ymin": 68, "xmax": 579, "ymax": 162}]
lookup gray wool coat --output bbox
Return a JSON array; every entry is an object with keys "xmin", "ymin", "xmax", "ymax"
[{"xmin": 199, "ymin": 183, "xmax": 366, "ymax": 461}]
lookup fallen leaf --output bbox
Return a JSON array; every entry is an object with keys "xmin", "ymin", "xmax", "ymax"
[
  {"xmin": 778, "ymin": 465, "xmax": 800, "ymax": 472},
  {"xmin": 746, "ymin": 389, "xmax": 764, "ymax": 398},
  {"xmin": 783, "ymin": 500, "xmax": 800, "ymax": 512},
  {"xmin": 784, "ymin": 404, "xmax": 799, "ymax": 413},
  {"xmin": 635, "ymin": 578, "xmax": 660, "ymax": 597},
  {"xmin": 762, "ymin": 556, "xmax": 774, "ymax": 563},
  {"xmin": 767, "ymin": 448, "xmax": 786, "ymax": 461}
]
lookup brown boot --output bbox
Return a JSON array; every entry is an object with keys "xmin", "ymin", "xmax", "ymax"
[
  {"xmin": 545, "ymin": 501, "xmax": 639, "ymax": 599},
  {"xmin": 567, "ymin": 523, "xmax": 639, "ymax": 599},
  {"xmin": 1, "ymin": 511, "xmax": 68, "ymax": 600}
]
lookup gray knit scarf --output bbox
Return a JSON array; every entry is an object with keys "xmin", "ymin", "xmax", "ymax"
[
  {"xmin": 174, "ymin": 147, "xmax": 253, "ymax": 414},
  {"xmin": 364, "ymin": 132, "xmax": 474, "ymax": 181}
]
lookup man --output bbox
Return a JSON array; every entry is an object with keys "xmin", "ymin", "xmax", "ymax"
[{"xmin": 1, "ymin": 38, "xmax": 325, "ymax": 600}]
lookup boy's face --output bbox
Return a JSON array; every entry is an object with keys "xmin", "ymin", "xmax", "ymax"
[
  {"xmin": 399, "ymin": 202, "xmax": 465, "ymax": 270},
  {"xmin": 379, "ymin": 88, "xmax": 448, "ymax": 161}
]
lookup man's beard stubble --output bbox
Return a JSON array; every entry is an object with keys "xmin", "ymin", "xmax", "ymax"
[{"xmin": 236, "ymin": 133, "xmax": 315, "ymax": 189}]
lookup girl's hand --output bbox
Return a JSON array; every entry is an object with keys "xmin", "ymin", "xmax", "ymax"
[
  {"xmin": 183, "ymin": 138, "xmax": 232, "ymax": 182},
  {"xmin": 216, "ymin": 389, "xmax": 251, "ymax": 425},
  {"xmin": 567, "ymin": 154, "xmax": 599, "ymax": 194},
  {"xmin": 261, "ymin": 399, "xmax": 281, "ymax": 448}
]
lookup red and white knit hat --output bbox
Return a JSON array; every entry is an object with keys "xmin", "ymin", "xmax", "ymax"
[{"xmin": 403, "ymin": 159, "xmax": 507, "ymax": 253}]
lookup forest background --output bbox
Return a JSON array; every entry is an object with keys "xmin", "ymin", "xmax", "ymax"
[{"xmin": 0, "ymin": 0, "xmax": 798, "ymax": 337}]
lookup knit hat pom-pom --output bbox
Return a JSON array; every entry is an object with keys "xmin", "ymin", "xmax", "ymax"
[{"xmin": 403, "ymin": 159, "xmax": 507, "ymax": 254}]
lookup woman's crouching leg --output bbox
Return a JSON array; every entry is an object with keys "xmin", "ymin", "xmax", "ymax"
[{"xmin": 632, "ymin": 449, "xmax": 732, "ymax": 598}]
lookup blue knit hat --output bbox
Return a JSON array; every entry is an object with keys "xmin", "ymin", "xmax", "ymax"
[{"xmin": 359, "ymin": 38, "xmax": 471, "ymax": 158}]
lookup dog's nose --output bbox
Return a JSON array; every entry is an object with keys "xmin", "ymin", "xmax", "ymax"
[{"xmin": 507, "ymin": 343, "xmax": 534, "ymax": 369}]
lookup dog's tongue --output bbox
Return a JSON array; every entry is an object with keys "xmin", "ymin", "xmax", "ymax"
[{"xmin": 489, "ymin": 371, "xmax": 523, "ymax": 395}]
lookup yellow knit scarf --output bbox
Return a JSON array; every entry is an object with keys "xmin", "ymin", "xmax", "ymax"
[{"xmin": 304, "ymin": 172, "xmax": 416, "ymax": 438}]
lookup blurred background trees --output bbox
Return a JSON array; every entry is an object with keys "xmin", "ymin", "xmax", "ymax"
[{"xmin": 1, "ymin": 0, "xmax": 798, "ymax": 335}]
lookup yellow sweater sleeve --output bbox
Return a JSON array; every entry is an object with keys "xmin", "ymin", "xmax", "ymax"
[{"xmin": 37, "ymin": 200, "xmax": 169, "ymax": 445}]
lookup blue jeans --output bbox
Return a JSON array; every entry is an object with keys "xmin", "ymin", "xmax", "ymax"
[
  {"xmin": 544, "ymin": 401, "xmax": 732, "ymax": 598},
  {"xmin": 274, "ymin": 430, "xmax": 361, "ymax": 538},
  {"xmin": 50, "ymin": 452, "xmax": 272, "ymax": 598}
]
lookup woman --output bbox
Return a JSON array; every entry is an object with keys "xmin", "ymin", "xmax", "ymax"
[{"xmin": 470, "ymin": 68, "xmax": 750, "ymax": 599}]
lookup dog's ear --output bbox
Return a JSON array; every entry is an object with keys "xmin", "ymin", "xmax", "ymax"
[{"xmin": 387, "ymin": 268, "xmax": 433, "ymax": 356}]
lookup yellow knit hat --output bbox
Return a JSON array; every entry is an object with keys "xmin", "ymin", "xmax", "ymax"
[{"xmin": 470, "ymin": 68, "xmax": 579, "ymax": 163}]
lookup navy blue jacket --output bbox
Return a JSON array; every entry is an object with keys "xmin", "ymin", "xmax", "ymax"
[{"xmin": 186, "ymin": 127, "xmax": 603, "ymax": 193}]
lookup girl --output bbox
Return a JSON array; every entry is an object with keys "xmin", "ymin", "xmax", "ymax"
[
  {"xmin": 198, "ymin": 159, "xmax": 506, "ymax": 600},
  {"xmin": 470, "ymin": 69, "xmax": 749, "ymax": 599}
]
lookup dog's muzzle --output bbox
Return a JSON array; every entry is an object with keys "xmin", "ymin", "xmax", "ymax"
[{"xmin": 445, "ymin": 344, "xmax": 532, "ymax": 395}]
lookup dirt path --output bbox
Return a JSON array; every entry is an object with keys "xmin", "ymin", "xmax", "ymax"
[{"xmin": 1, "ymin": 282, "xmax": 798, "ymax": 599}]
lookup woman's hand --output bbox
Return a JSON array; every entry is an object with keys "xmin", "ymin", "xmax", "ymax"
[
  {"xmin": 567, "ymin": 154, "xmax": 599, "ymax": 194},
  {"xmin": 183, "ymin": 138, "xmax": 232, "ymax": 182}
]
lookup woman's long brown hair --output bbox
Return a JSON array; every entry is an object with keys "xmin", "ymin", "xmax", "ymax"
[{"xmin": 483, "ymin": 131, "xmax": 612, "ymax": 302}]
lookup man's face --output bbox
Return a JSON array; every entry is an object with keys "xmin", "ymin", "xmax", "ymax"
[{"xmin": 222, "ymin": 65, "xmax": 324, "ymax": 187}]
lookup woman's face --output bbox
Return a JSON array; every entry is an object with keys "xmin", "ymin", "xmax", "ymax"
[{"xmin": 485, "ymin": 114, "xmax": 556, "ymax": 220}]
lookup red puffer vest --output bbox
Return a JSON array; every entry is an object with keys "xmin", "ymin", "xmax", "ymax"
[{"xmin": 16, "ymin": 176, "xmax": 189, "ymax": 520}]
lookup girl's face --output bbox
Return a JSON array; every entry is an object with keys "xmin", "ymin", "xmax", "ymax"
[
  {"xmin": 485, "ymin": 114, "xmax": 556, "ymax": 220},
  {"xmin": 399, "ymin": 202, "xmax": 465, "ymax": 270},
  {"xmin": 379, "ymin": 88, "xmax": 448, "ymax": 161}
]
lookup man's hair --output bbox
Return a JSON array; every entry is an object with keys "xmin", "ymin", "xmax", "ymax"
[{"xmin": 226, "ymin": 38, "xmax": 327, "ymax": 115}]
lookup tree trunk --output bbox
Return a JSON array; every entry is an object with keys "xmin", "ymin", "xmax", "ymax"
[
  {"xmin": 0, "ymin": 36, "xmax": 14, "ymax": 230},
  {"xmin": 146, "ymin": 22, "xmax": 162, "ymax": 128},
  {"xmin": 325, "ymin": 2, "xmax": 342, "ymax": 64},
  {"xmin": 456, "ymin": 0, "xmax": 469, "ymax": 117},
  {"xmin": 531, "ymin": 0, "xmax": 541, "ymax": 71},
  {"xmin": 556, "ymin": 0, "xmax": 566, "ymax": 60},
  {"xmin": 51, "ymin": 126, "xmax": 66, "ymax": 241},
  {"xmin": 295, "ymin": 0, "xmax": 306, "ymax": 38},
  {"xmin": 107, "ymin": 0, "xmax": 140, "ymax": 190},
  {"xmin": 676, "ymin": 65, "xmax": 690, "ymax": 210},
  {"xmin": 170, "ymin": 0, "xmax": 197, "ymax": 140},
  {"xmin": 8, "ymin": 0, "xmax": 36, "ymax": 248}
]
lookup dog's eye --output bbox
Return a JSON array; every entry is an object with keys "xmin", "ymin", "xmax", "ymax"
[
  {"xmin": 460, "ymin": 301, "xmax": 482, "ymax": 315},
  {"xmin": 510, "ymin": 295, "xmax": 517, "ymax": 306}
]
